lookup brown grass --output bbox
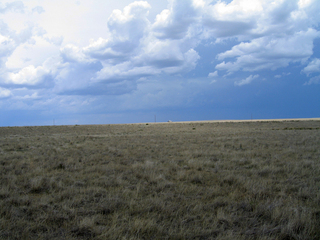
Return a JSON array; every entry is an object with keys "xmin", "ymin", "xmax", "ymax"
[{"xmin": 0, "ymin": 120, "xmax": 319, "ymax": 239}]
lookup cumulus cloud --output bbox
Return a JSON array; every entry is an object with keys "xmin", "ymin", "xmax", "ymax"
[
  {"xmin": 235, "ymin": 74, "xmax": 259, "ymax": 86},
  {"xmin": 1, "ymin": 0, "xmax": 320, "ymax": 100},
  {"xmin": 94, "ymin": 47, "xmax": 199, "ymax": 84},
  {"xmin": 32, "ymin": 6, "xmax": 45, "ymax": 14},
  {"xmin": 202, "ymin": 0, "xmax": 259, "ymax": 39},
  {"xmin": 83, "ymin": 1, "xmax": 200, "ymax": 87},
  {"xmin": 204, "ymin": 0, "xmax": 320, "ymax": 76},
  {"xmin": 14, "ymin": 92, "xmax": 40, "ymax": 100},
  {"xmin": 304, "ymin": 75, "xmax": 320, "ymax": 85},
  {"xmin": 208, "ymin": 71, "xmax": 218, "ymax": 78},
  {"xmin": 0, "ymin": 1, "xmax": 25, "ymax": 14},
  {"xmin": 302, "ymin": 58, "xmax": 320, "ymax": 75},
  {"xmin": 84, "ymin": 1, "xmax": 151, "ymax": 62},
  {"xmin": 302, "ymin": 58, "xmax": 320, "ymax": 85},
  {"xmin": 202, "ymin": 0, "xmax": 318, "ymax": 39},
  {"xmin": 216, "ymin": 28, "xmax": 319, "ymax": 73},
  {"xmin": 152, "ymin": 0, "xmax": 200, "ymax": 40},
  {"xmin": 0, "ymin": 34, "xmax": 16, "ymax": 61},
  {"xmin": 5, "ymin": 54, "xmax": 61, "ymax": 88},
  {"xmin": 61, "ymin": 44, "xmax": 89, "ymax": 63},
  {"xmin": 275, "ymin": 72, "xmax": 292, "ymax": 79},
  {"xmin": 45, "ymin": 36, "xmax": 63, "ymax": 46},
  {"xmin": 6, "ymin": 36, "xmax": 61, "ymax": 70},
  {"xmin": 141, "ymin": 40, "xmax": 199, "ymax": 70},
  {"xmin": 7, "ymin": 65, "xmax": 51, "ymax": 85},
  {"xmin": 54, "ymin": 60, "xmax": 103, "ymax": 94},
  {"xmin": 0, "ymin": 87, "xmax": 11, "ymax": 98},
  {"xmin": 0, "ymin": 15, "xmax": 48, "ymax": 77},
  {"xmin": 143, "ymin": 40, "xmax": 185, "ymax": 68}
]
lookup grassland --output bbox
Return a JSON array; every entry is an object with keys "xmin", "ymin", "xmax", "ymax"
[{"xmin": 0, "ymin": 120, "xmax": 319, "ymax": 239}]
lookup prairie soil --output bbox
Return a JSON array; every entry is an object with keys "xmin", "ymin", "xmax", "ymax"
[{"xmin": 0, "ymin": 120, "xmax": 319, "ymax": 239}]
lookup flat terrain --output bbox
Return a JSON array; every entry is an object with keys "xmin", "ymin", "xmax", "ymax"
[{"xmin": 0, "ymin": 120, "xmax": 320, "ymax": 239}]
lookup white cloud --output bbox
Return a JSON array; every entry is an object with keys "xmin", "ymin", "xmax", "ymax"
[
  {"xmin": 94, "ymin": 47, "xmax": 199, "ymax": 83},
  {"xmin": 82, "ymin": 1, "xmax": 152, "ymax": 70},
  {"xmin": 304, "ymin": 75, "xmax": 320, "ymax": 85},
  {"xmin": 208, "ymin": 71, "xmax": 218, "ymax": 78},
  {"xmin": 141, "ymin": 39, "xmax": 199, "ymax": 70},
  {"xmin": 152, "ymin": 0, "xmax": 199, "ymax": 40},
  {"xmin": 302, "ymin": 58, "xmax": 320, "ymax": 85},
  {"xmin": 0, "ymin": 87, "xmax": 11, "ymax": 98},
  {"xmin": 302, "ymin": 58, "xmax": 320, "ymax": 76},
  {"xmin": 6, "ymin": 36, "xmax": 61, "ymax": 69},
  {"xmin": 14, "ymin": 92, "xmax": 40, "ymax": 100},
  {"xmin": 53, "ymin": 55, "xmax": 103, "ymax": 94},
  {"xmin": 82, "ymin": 1, "xmax": 200, "ymax": 86},
  {"xmin": 202, "ymin": 0, "xmax": 318, "ymax": 39},
  {"xmin": 45, "ymin": 36, "xmax": 63, "ymax": 46},
  {"xmin": 202, "ymin": 0, "xmax": 261, "ymax": 39},
  {"xmin": 274, "ymin": 72, "xmax": 292, "ymax": 78},
  {"xmin": 0, "ymin": 34, "xmax": 16, "ymax": 59},
  {"xmin": 0, "ymin": 0, "xmax": 319, "ymax": 105},
  {"xmin": 7, "ymin": 65, "xmax": 51, "ymax": 85},
  {"xmin": 298, "ymin": 0, "xmax": 313, "ymax": 8},
  {"xmin": 202, "ymin": 0, "xmax": 320, "ymax": 75},
  {"xmin": 0, "ymin": 1, "xmax": 25, "ymax": 14},
  {"xmin": 235, "ymin": 74, "xmax": 259, "ymax": 86},
  {"xmin": 61, "ymin": 44, "xmax": 89, "ymax": 63},
  {"xmin": 32, "ymin": 6, "xmax": 44, "ymax": 14},
  {"xmin": 216, "ymin": 28, "xmax": 319, "ymax": 73}
]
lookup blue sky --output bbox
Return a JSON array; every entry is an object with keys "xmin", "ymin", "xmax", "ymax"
[{"xmin": 0, "ymin": 0, "xmax": 320, "ymax": 126}]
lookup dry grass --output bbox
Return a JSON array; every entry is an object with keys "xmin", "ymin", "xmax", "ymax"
[{"xmin": 0, "ymin": 120, "xmax": 319, "ymax": 239}]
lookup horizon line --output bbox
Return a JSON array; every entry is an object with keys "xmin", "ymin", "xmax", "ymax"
[{"xmin": 1, "ymin": 117, "xmax": 320, "ymax": 128}]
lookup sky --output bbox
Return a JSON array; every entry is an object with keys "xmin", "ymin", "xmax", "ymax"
[{"xmin": 0, "ymin": 0, "xmax": 320, "ymax": 126}]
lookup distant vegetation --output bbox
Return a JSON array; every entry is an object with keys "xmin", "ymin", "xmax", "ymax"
[{"xmin": 0, "ymin": 120, "xmax": 319, "ymax": 239}]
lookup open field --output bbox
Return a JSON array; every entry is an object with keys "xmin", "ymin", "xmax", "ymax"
[{"xmin": 0, "ymin": 120, "xmax": 320, "ymax": 239}]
